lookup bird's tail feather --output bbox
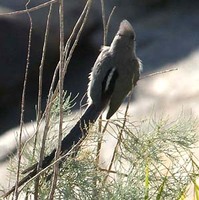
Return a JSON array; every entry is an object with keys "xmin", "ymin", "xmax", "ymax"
[{"xmin": 3, "ymin": 103, "xmax": 102, "ymax": 197}]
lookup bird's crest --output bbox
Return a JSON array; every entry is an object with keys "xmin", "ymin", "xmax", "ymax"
[{"xmin": 118, "ymin": 20, "xmax": 135, "ymax": 36}]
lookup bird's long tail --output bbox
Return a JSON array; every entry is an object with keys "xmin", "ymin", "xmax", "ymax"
[{"xmin": 3, "ymin": 103, "xmax": 102, "ymax": 197}]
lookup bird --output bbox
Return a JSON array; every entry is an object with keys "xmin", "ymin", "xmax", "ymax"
[{"xmin": 4, "ymin": 19, "xmax": 142, "ymax": 197}]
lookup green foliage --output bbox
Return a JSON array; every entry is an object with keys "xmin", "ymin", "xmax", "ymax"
[
  {"xmin": 50, "ymin": 92, "xmax": 77, "ymax": 118},
  {"xmin": 9, "ymin": 109, "xmax": 199, "ymax": 200}
]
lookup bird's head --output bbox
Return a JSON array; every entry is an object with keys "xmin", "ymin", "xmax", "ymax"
[
  {"xmin": 111, "ymin": 20, "xmax": 136, "ymax": 52},
  {"xmin": 118, "ymin": 20, "xmax": 135, "ymax": 40}
]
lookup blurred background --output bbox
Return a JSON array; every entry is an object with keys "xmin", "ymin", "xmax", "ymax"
[{"xmin": 0, "ymin": 0, "xmax": 199, "ymax": 134}]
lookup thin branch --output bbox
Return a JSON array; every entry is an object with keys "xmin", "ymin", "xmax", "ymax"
[
  {"xmin": 0, "ymin": 0, "xmax": 58, "ymax": 16},
  {"xmin": 63, "ymin": 0, "xmax": 92, "ymax": 76},
  {"xmin": 100, "ymin": 0, "xmax": 106, "ymax": 45},
  {"xmin": 106, "ymin": 6, "xmax": 116, "ymax": 37},
  {"xmin": 49, "ymin": 0, "xmax": 65, "ymax": 198},
  {"xmin": 14, "ymin": 2, "xmax": 33, "ymax": 199},
  {"xmin": 140, "ymin": 68, "xmax": 178, "ymax": 80},
  {"xmin": 103, "ymin": 88, "xmax": 133, "ymax": 183},
  {"xmin": 36, "ymin": 3, "xmax": 53, "ymax": 134},
  {"xmin": 99, "ymin": 167, "xmax": 128, "ymax": 177},
  {"xmin": 34, "ymin": 0, "xmax": 53, "ymax": 157},
  {"xmin": 100, "ymin": 2, "xmax": 116, "ymax": 46},
  {"xmin": 33, "ymin": 3, "xmax": 53, "ymax": 199}
]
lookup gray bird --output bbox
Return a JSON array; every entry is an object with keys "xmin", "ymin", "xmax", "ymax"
[
  {"xmin": 88, "ymin": 19, "xmax": 142, "ymax": 119},
  {"xmin": 4, "ymin": 19, "xmax": 142, "ymax": 197}
]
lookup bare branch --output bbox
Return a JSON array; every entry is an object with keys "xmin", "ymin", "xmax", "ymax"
[
  {"xmin": 140, "ymin": 68, "xmax": 178, "ymax": 80},
  {"xmin": 0, "ymin": 0, "xmax": 58, "ymax": 16},
  {"xmin": 49, "ymin": 0, "xmax": 65, "ymax": 198},
  {"xmin": 14, "ymin": 2, "xmax": 33, "ymax": 199}
]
